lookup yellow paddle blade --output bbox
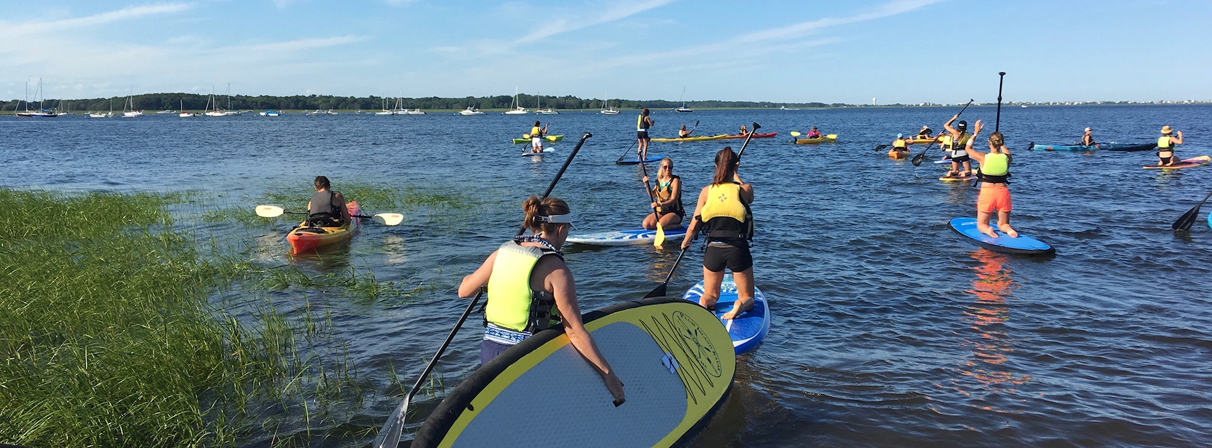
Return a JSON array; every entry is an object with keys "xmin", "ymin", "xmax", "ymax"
[
  {"xmin": 789, "ymin": 131, "xmax": 801, "ymax": 137},
  {"xmin": 522, "ymin": 134, "xmax": 530, "ymax": 138},
  {"xmin": 255, "ymin": 205, "xmax": 285, "ymax": 218},
  {"xmin": 654, "ymin": 223, "xmax": 666, "ymax": 246},
  {"xmin": 826, "ymin": 134, "xmax": 838, "ymax": 139},
  {"xmin": 372, "ymin": 213, "xmax": 404, "ymax": 226}
]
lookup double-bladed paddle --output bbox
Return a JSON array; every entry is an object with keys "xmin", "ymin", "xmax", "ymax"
[
  {"xmin": 1172, "ymin": 189, "xmax": 1212, "ymax": 231},
  {"xmin": 255, "ymin": 205, "xmax": 404, "ymax": 226},
  {"xmin": 912, "ymin": 99, "xmax": 974, "ymax": 166},
  {"xmin": 644, "ymin": 122, "xmax": 759, "ymax": 299},
  {"xmin": 372, "ymin": 132, "xmax": 593, "ymax": 448}
]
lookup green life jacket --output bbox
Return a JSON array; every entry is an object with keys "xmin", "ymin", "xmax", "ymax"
[
  {"xmin": 485, "ymin": 241, "xmax": 562, "ymax": 332},
  {"xmin": 1158, "ymin": 136, "xmax": 1174, "ymax": 150},
  {"xmin": 977, "ymin": 153, "xmax": 1011, "ymax": 184}
]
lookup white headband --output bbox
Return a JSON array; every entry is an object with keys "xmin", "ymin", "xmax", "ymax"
[{"xmin": 538, "ymin": 214, "xmax": 573, "ymax": 224}]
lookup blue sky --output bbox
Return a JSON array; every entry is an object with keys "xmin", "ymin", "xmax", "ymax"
[{"xmin": 3, "ymin": 0, "xmax": 1210, "ymax": 104}]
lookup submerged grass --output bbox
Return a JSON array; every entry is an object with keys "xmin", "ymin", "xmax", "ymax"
[{"xmin": 0, "ymin": 189, "xmax": 359, "ymax": 447}]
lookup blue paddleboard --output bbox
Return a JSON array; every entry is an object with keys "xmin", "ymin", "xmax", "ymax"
[
  {"xmin": 616, "ymin": 154, "xmax": 666, "ymax": 165},
  {"xmin": 949, "ymin": 217, "xmax": 1055, "ymax": 256},
  {"xmin": 682, "ymin": 274, "xmax": 770, "ymax": 355},
  {"xmin": 566, "ymin": 228, "xmax": 686, "ymax": 246},
  {"xmin": 1207, "ymin": 211, "xmax": 1211, "ymax": 230},
  {"xmin": 522, "ymin": 147, "xmax": 554, "ymax": 157}
]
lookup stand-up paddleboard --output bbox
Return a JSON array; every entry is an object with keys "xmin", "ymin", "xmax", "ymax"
[
  {"xmin": 411, "ymin": 298, "xmax": 735, "ymax": 448},
  {"xmin": 566, "ymin": 228, "xmax": 687, "ymax": 246},
  {"xmin": 949, "ymin": 217, "xmax": 1055, "ymax": 256},
  {"xmin": 934, "ymin": 157, "xmax": 952, "ymax": 164},
  {"xmin": 1143, "ymin": 155, "xmax": 1210, "ymax": 169},
  {"xmin": 940, "ymin": 173, "xmax": 977, "ymax": 182},
  {"xmin": 682, "ymin": 274, "xmax": 770, "ymax": 355},
  {"xmin": 522, "ymin": 147, "xmax": 554, "ymax": 157},
  {"xmin": 616, "ymin": 154, "xmax": 666, "ymax": 165},
  {"xmin": 1207, "ymin": 211, "xmax": 1212, "ymax": 230}
]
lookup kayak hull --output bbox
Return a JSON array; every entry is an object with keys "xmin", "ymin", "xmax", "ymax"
[
  {"xmin": 286, "ymin": 201, "xmax": 360, "ymax": 254},
  {"xmin": 651, "ymin": 134, "xmax": 729, "ymax": 143},
  {"xmin": 792, "ymin": 134, "xmax": 838, "ymax": 144},
  {"xmin": 1029, "ymin": 142, "xmax": 1155, "ymax": 152},
  {"xmin": 512, "ymin": 135, "xmax": 564, "ymax": 144}
]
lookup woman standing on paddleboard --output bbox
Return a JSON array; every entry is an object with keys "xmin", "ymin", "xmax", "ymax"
[
  {"xmin": 529, "ymin": 121, "xmax": 548, "ymax": 154},
  {"xmin": 964, "ymin": 120, "xmax": 1017, "ymax": 239},
  {"xmin": 682, "ymin": 147, "xmax": 755, "ymax": 320},
  {"xmin": 1156, "ymin": 125, "xmax": 1184, "ymax": 166},
  {"xmin": 637, "ymin": 108, "xmax": 654, "ymax": 161},
  {"xmin": 641, "ymin": 157, "xmax": 684, "ymax": 230},
  {"xmin": 942, "ymin": 116, "xmax": 973, "ymax": 178},
  {"xmin": 457, "ymin": 196, "xmax": 625, "ymax": 404}
]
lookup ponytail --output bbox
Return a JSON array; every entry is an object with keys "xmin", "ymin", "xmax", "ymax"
[
  {"xmin": 988, "ymin": 132, "xmax": 1005, "ymax": 152},
  {"xmin": 712, "ymin": 147, "xmax": 738, "ymax": 185},
  {"xmin": 521, "ymin": 196, "xmax": 570, "ymax": 234}
]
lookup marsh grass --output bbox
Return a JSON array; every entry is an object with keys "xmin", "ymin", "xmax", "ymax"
[{"xmin": 0, "ymin": 189, "xmax": 362, "ymax": 447}]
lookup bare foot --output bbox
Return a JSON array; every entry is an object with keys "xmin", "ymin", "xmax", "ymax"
[
  {"xmin": 699, "ymin": 297, "xmax": 717, "ymax": 310},
  {"xmin": 981, "ymin": 229, "xmax": 999, "ymax": 238},
  {"xmin": 999, "ymin": 225, "xmax": 1018, "ymax": 238},
  {"xmin": 720, "ymin": 298, "xmax": 753, "ymax": 320}
]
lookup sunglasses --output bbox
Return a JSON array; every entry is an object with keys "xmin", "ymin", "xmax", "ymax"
[{"xmin": 660, "ymin": 165, "xmax": 672, "ymax": 169}]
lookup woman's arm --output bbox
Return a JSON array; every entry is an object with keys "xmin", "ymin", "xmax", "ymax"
[
  {"xmin": 457, "ymin": 250, "xmax": 497, "ymax": 298},
  {"xmin": 963, "ymin": 127, "xmax": 986, "ymax": 164},
  {"xmin": 1173, "ymin": 131, "xmax": 1184, "ymax": 145},
  {"xmin": 545, "ymin": 261, "xmax": 626, "ymax": 404}
]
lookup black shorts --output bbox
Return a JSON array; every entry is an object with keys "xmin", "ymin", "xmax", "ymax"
[
  {"xmin": 637, "ymin": 131, "xmax": 650, "ymax": 140},
  {"xmin": 951, "ymin": 155, "xmax": 971, "ymax": 164},
  {"xmin": 703, "ymin": 240, "xmax": 752, "ymax": 272}
]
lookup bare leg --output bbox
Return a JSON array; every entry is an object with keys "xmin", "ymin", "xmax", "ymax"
[
  {"xmin": 721, "ymin": 268, "xmax": 755, "ymax": 320},
  {"xmin": 700, "ymin": 267, "xmax": 725, "ymax": 309},
  {"xmin": 997, "ymin": 210, "xmax": 1018, "ymax": 238},
  {"xmin": 963, "ymin": 160, "xmax": 972, "ymax": 176},
  {"xmin": 658, "ymin": 213, "xmax": 683, "ymax": 230},
  {"xmin": 639, "ymin": 139, "xmax": 648, "ymax": 161},
  {"xmin": 977, "ymin": 211, "xmax": 999, "ymax": 238},
  {"xmin": 641, "ymin": 212, "xmax": 658, "ymax": 230},
  {"xmin": 949, "ymin": 162, "xmax": 960, "ymax": 177}
]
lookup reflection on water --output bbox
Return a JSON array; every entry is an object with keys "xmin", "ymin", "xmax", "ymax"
[{"xmin": 952, "ymin": 249, "xmax": 1031, "ymax": 412}]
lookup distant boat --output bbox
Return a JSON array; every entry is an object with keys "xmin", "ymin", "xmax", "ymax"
[
  {"xmin": 156, "ymin": 110, "xmax": 174, "ymax": 114},
  {"xmin": 259, "ymin": 110, "xmax": 280, "ymax": 117},
  {"xmin": 459, "ymin": 105, "xmax": 484, "ymax": 115},
  {"xmin": 600, "ymin": 92, "xmax": 620, "ymax": 114},
  {"xmin": 91, "ymin": 99, "xmax": 115, "ymax": 118},
  {"xmin": 1021, "ymin": 105, "xmax": 1028, "ymax": 108},
  {"xmin": 178, "ymin": 100, "xmax": 197, "ymax": 117},
  {"xmin": 122, "ymin": 88, "xmax": 143, "ymax": 117},
  {"xmin": 675, "ymin": 87, "xmax": 693, "ymax": 112},
  {"xmin": 16, "ymin": 78, "xmax": 60, "ymax": 118},
  {"xmin": 404, "ymin": 108, "xmax": 425, "ymax": 115},
  {"xmin": 376, "ymin": 98, "xmax": 395, "ymax": 115},
  {"xmin": 505, "ymin": 87, "xmax": 528, "ymax": 114}
]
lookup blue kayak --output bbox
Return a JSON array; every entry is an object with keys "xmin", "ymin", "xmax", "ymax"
[
  {"xmin": 1207, "ymin": 211, "xmax": 1211, "ymax": 230},
  {"xmin": 1028, "ymin": 142, "xmax": 1155, "ymax": 152},
  {"xmin": 682, "ymin": 274, "xmax": 770, "ymax": 355},
  {"xmin": 616, "ymin": 154, "xmax": 665, "ymax": 165},
  {"xmin": 949, "ymin": 217, "xmax": 1055, "ymax": 256}
]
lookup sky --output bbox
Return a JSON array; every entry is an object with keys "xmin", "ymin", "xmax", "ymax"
[{"xmin": 2, "ymin": 0, "xmax": 1211, "ymax": 104}]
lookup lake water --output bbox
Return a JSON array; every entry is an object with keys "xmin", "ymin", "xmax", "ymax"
[{"xmin": 3, "ymin": 105, "xmax": 1210, "ymax": 447}]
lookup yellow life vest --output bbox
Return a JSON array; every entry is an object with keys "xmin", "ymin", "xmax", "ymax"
[
  {"xmin": 983, "ymin": 153, "xmax": 1009, "ymax": 176},
  {"xmin": 893, "ymin": 138, "xmax": 907, "ymax": 149},
  {"xmin": 1158, "ymin": 136, "xmax": 1173, "ymax": 150},
  {"xmin": 485, "ymin": 241, "xmax": 561, "ymax": 332},
  {"xmin": 637, "ymin": 114, "xmax": 649, "ymax": 131},
  {"xmin": 530, "ymin": 126, "xmax": 542, "ymax": 138},
  {"xmin": 941, "ymin": 134, "xmax": 954, "ymax": 149},
  {"xmin": 698, "ymin": 183, "xmax": 752, "ymax": 240}
]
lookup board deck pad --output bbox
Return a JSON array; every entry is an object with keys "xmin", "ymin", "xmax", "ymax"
[
  {"xmin": 411, "ymin": 298, "xmax": 735, "ymax": 448},
  {"xmin": 566, "ymin": 228, "xmax": 687, "ymax": 246},
  {"xmin": 682, "ymin": 273, "xmax": 770, "ymax": 355},
  {"xmin": 949, "ymin": 217, "xmax": 1055, "ymax": 256}
]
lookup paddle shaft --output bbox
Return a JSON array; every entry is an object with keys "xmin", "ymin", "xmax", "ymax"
[
  {"xmin": 995, "ymin": 72, "xmax": 1005, "ymax": 132},
  {"xmin": 374, "ymin": 132, "xmax": 592, "ymax": 448},
  {"xmin": 639, "ymin": 158, "xmax": 663, "ymax": 219}
]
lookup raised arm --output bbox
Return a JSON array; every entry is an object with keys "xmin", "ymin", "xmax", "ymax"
[{"xmin": 963, "ymin": 120, "xmax": 987, "ymax": 164}]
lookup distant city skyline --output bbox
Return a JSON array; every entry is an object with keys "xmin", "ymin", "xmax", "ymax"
[{"xmin": 3, "ymin": 1, "xmax": 1210, "ymax": 105}]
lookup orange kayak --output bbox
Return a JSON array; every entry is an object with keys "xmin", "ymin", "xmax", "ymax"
[{"xmin": 286, "ymin": 201, "xmax": 360, "ymax": 254}]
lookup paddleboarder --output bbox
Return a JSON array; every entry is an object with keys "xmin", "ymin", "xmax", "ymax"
[
  {"xmin": 641, "ymin": 157, "xmax": 684, "ymax": 231},
  {"xmin": 457, "ymin": 196, "xmax": 625, "ymax": 405},
  {"xmin": 941, "ymin": 115, "xmax": 973, "ymax": 178},
  {"xmin": 682, "ymin": 147, "xmax": 755, "ymax": 320},
  {"xmin": 1156, "ymin": 125, "xmax": 1184, "ymax": 166},
  {"xmin": 637, "ymin": 108, "xmax": 654, "ymax": 161},
  {"xmin": 1081, "ymin": 127, "xmax": 1096, "ymax": 146},
  {"xmin": 963, "ymin": 120, "xmax": 1017, "ymax": 238},
  {"xmin": 529, "ymin": 121, "xmax": 548, "ymax": 153},
  {"xmin": 307, "ymin": 176, "xmax": 349, "ymax": 227}
]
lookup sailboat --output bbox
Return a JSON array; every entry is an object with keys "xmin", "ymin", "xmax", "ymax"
[
  {"xmin": 179, "ymin": 99, "xmax": 197, "ymax": 117},
  {"xmin": 403, "ymin": 108, "xmax": 425, "ymax": 115},
  {"xmin": 375, "ymin": 97, "xmax": 395, "ymax": 115},
  {"xmin": 600, "ymin": 92, "xmax": 620, "ymax": 114},
  {"xmin": 90, "ymin": 98, "xmax": 115, "ymax": 118},
  {"xmin": 505, "ymin": 87, "xmax": 528, "ymax": 114},
  {"xmin": 17, "ymin": 79, "xmax": 60, "ymax": 118},
  {"xmin": 675, "ymin": 87, "xmax": 693, "ymax": 112},
  {"xmin": 535, "ymin": 92, "xmax": 557, "ymax": 115},
  {"xmin": 123, "ymin": 87, "xmax": 143, "ymax": 117}
]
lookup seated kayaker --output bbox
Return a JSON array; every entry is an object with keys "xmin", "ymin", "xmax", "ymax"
[
  {"xmin": 1081, "ymin": 127, "xmax": 1096, "ymax": 146},
  {"xmin": 307, "ymin": 176, "xmax": 349, "ymax": 227},
  {"xmin": 529, "ymin": 121, "xmax": 548, "ymax": 153},
  {"xmin": 642, "ymin": 157, "xmax": 685, "ymax": 231},
  {"xmin": 917, "ymin": 125, "xmax": 933, "ymax": 139},
  {"xmin": 1157, "ymin": 125, "xmax": 1184, "ymax": 166},
  {"xmin": 679, "ymin": 124, "xmax": 692, "ymax": 138},
  {"xmin": 890, "ymin": 133, "xmax": 909, "ymax": 155},
  {"xmin": 738, "ymin": 124, "xmax": 749, "ymax": 137},
  {"xmin": 806, "ymin": 126, "xmax": 821, "ymax": 139}
]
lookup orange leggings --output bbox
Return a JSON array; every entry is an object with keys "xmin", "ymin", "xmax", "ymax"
[{"xmin": 977, "ymin": 185, "xmax": 1012, "ymax": 213}]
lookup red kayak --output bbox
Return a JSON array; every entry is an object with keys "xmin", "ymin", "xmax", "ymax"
[
  {"xmin": 721, "ymin": 132, "xmax": 777, "ymax": 139},
  {"xmin": 286, "ymin": 201, "xmax": 361, "ymax": 254}
]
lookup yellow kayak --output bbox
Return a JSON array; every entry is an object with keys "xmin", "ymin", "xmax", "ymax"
[
  {"xmin": 792, "ymin": 134, "xmax": 838, "ymax": 144},
  {"xmin": 651, "ymin": 134, "xmax": 729, "ymax": 143}
]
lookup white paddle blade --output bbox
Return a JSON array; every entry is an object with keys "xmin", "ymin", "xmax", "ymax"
[
  {"xmin": 255, "ymin": 205, "xmax": 285, "ymax": 218},
  {"xmin": 372, "ymin": 213, "xmax": 404, "ymax": 226}
]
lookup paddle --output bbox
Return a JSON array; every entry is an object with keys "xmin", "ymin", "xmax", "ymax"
[
  {"xmin": 372, "ymin": 132, "xmax": 592, "ymax": 448},
  {"xmin": 255, "ymin": 205, "xmax": 404, "ymax": 226},
  {"xmin": 1172, "ymin": 189, "xmax": 1212, "ymax": 231},
  {"xmin": 638, "ymin": 160, "xmax": 666, "ymax": 246},
  {"xmin": 995, "ymin": 72, "xmax": 1005, "ymax": 132},
  {"xmin": 643, "ymin": 122, "xmax": 759, "ymax": 299},
  {"xmin": 912, "ymin": 99, "xmax": 974, "ymax": 166},
  {"xmin": 616, "ymin": 139, "xmax": 638, "ymax": 163},
  {"xmin": 874, "ymin": 144, "xmax": 888, "ymax": 151},
  {"xmin": 683, "ymin": 120, "xmax": 699, "ymax": 137}
]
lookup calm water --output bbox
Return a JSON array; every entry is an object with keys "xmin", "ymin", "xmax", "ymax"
[{"xmin": 4, "ymin": 106, "xmax": 1211, "ymax": 447}]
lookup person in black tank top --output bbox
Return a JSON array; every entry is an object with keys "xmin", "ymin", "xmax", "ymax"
[{"xmin": 307, "ymin": 176, "xmax": 349, "ymax": 227}]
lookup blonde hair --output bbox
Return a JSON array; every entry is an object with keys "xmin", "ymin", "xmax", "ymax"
[
  {"xmin": 988, "ymin": 132, "xmax": 1004, "ymax": 148},
  {"xmin": 521, "ymin": 196, "xmax": 570, "ymax": 234}
]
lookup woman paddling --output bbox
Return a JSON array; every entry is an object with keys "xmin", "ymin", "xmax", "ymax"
[
  {"xmin": 942, "ymin": 116, "xmax": 973, "ymax": 178},
  {"xmin": 636, "ymin": 108, "xmax": 654, "ymax": 161},
  {"xmin": 682, "ymin": 147, "xmax": 754, "ymax": 320},
  {"xmin": 963, "ymin": 120, "xmax": 1017, "ymax": 239},
  {"xmin": 1081, "ymin": 127, "xmax": 1096, "ymax": 147},
  {"xmin": 679, "ymin": 124, "xmax": 692, "ymax": 138},
  {"xmin": 641, "ymin": 157, "xmax": 684, "ymax": 230},
  {"xmin": 738, "ymin": 124, "xmax": 750, "ymax": 137},
  {"xmin": 529, "ymin": 121, "xmax": 548, "ymax": 153},
  {"xmin": 307, "ymin": 176, "xmax": 350, "ymax": 227},
  {"xmin": 457, "ymin": 196, "xmax": 625, "ymax": 404},
  {"xmin": 1156, "ymin": 125, "xmax": 1184, "ymax": 166}
]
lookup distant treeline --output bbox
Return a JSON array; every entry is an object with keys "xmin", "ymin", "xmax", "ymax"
[{"xmin": 2, "ymin": 93, "xmax": 838, "ymax": 112}]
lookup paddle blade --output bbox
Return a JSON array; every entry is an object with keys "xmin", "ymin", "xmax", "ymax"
[
  {"xmin": 654, "ymin": 224, "xmax": 665, "ymax": 247},
  {"xmin": 643, "ymin": 282, "xmax": 668, "ymax": 299},
  {"xmin": 911, "ymin": 152, "xmax": 926, "ymax": 166},
  {"xmin": 874, "ymin": 144, "xmax": 887, "ymax": 151},
  {"xmin": 256, "ymin": 205, "xmax": 285, "ymax": 218},
  {"xmin": 372, "ymin": 213, "xmax": 404, "ymax": 226},
  {"xmin": 790, "ymin": 131, "xmax": 801, "ymax": 137},
  {"xmin": 1172, "ymin": 206, "xmax": 1202, "ymax": 231}
]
